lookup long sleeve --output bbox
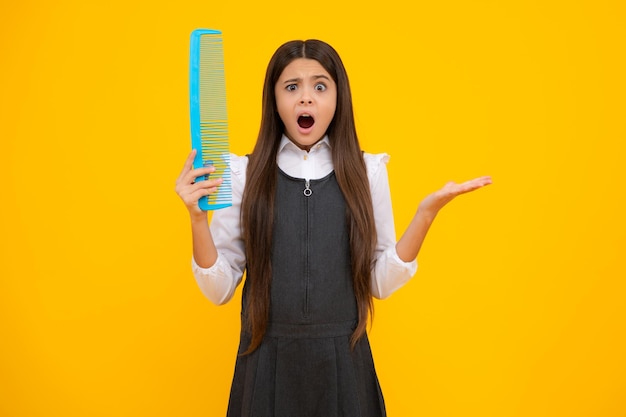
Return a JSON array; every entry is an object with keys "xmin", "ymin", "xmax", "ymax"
[
  {"xmin": 191, "ymin": 154, "xmax": 248, "ymax": 305},
  {"xmin": 364, "ymin": 153, "xmax": 418, "ymax": 299},
  {"xmin": 191, "ymin": 148, "xmax": 416, "ymax": 305}
]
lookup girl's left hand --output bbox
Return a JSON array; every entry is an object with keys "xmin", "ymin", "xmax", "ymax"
[
  {"xmin": 419, "ymin": 176, "xmax": 492, "ymax": 217},
  {"xmin": 396, "ymin": 176, "xmax": 492, "ymax": 263}
]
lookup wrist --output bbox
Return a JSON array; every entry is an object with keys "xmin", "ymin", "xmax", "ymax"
[
  {"xmin": 189, "ymin": 210, "xmax": 209, "ymax": 225},
  {"xmin": 416, "ymin": 205, "xmax": 439, "ymax": 224}
]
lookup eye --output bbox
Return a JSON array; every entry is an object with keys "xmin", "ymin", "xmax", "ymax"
[
  {"xmin": 314, "ymin": 83, "xmax": 327, "ymax": 92},
  {"xmin": 286, "ymin": 84, "xmax": 297, "ymax": 92}
]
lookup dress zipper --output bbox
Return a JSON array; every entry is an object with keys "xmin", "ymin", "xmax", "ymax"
[{"xmin": 304, "ymin": 178, "xmax": 311, "ymax": 318}]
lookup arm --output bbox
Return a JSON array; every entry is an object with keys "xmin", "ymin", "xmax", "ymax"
[
  {"xmin": 366, "ymin": 153, "xmax": 491, "ymax": 298},
  {"xmin": 175, "ymin": 149, "xmax": 222, "ymax": 268},
  {"xmin": 175, "ymin": 150, "xmax": 246, "ymax": 305},
  {"xmin": 367, "ymin": 154, "xmax": 418, "ymax": 299},
  {"xmin": 396, "ymin": 177, "xmax": 492, "ymax": 262}
]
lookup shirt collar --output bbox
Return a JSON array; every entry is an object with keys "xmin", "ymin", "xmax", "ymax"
[{"xmin": 278, "ymin": 134, "xmax": 331, "ymax": 154}]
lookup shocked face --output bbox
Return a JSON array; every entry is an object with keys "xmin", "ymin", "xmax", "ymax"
[{"xmin": 274, "ymin": 58, "xmax": 337, "ymax": 151}]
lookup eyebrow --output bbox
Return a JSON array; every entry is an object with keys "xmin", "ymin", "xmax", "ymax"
[{"xmin": 282, "ymin": 75, "xmax": 331, "ymax": 84}]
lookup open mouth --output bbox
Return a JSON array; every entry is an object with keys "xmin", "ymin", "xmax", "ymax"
[{"xmin": 297, "ymin": 115, "xmax": 315, "ymax": 129}]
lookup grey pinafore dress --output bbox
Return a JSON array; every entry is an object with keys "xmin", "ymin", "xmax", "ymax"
[{"xmin": 227, "ymin": 169, "xmax": 386, "ymax": 417}]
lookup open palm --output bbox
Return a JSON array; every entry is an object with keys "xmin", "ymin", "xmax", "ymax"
[{"xmin": 419, "ymin": 176, "xmax": 492, "ymax": 215}]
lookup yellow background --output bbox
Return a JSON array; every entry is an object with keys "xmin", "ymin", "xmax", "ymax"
[{"xmin": 1, "ymin": 0, "xmax": 625, "ymax": 415}]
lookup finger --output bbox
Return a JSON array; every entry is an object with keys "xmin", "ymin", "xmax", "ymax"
[
  {"xmin": 454, "ymin": 176, "xmax": 492, "ymax": 194},
  {"xmin": 465, "ymin": 176, "xmax": 492, "ymax": 188},
  {"xmin": 175, "ymin": 166, "xmax": 217, "ymax": 197},
  {"xmin": 188, "ymin": 166, "xmax": 217, "ymax": 185},
  {"xmin": 179, "ymin": 150, "xmax": 219, "ymax": 184},
  {"xmin": 177, "ymin": 149, "xmax": 197, "ymax": 182},
  {"xmin": 184, "ymin": 180, "xmax": 223, "ymax": 206},
  {"xmin": 196, "ymin": 176, "xmax": 224, "ymax": 188},
  {"xmin": 182, "ymin": 174, "xmax": 221, "ymax": 196},
  {"xmin": 180, "ymin": 164, "xmax": 216, "ymax": 189},
  {"xmin": 470, "ymin": 176, "xmax": 492, "ymax": 185}
]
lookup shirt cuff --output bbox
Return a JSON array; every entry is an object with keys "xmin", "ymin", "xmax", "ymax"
[
  {"xmin": 389, "ymin": 248, "xmax": 418, "ymax": 276},
  {"xmin": 371, "ymin": 246, "xmax": 418, "ymax": 299},
  {"xmin": 190, "ymin": 253, "xmax": 237, "ymax": 305},
  {"xmin": 191, "ymin": 254, "xmax": 220, "ymax": 274}
]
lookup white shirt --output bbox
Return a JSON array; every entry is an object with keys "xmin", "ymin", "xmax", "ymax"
[{"xmin": 192, "ymin": 135, "xmax": 417, "ymax": 305}]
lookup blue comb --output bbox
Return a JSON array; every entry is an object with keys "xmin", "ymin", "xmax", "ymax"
[{"xmin": 189, "ymin": 29, "xmax": 232, "ymax": 211}]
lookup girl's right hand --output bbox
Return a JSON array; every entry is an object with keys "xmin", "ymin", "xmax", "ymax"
[{"xmin": 175, "ymin": 149, "xmax": 224, "ymax": 218}]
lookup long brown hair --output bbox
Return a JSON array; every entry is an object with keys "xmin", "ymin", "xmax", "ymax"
[{"xmin": 241, "ymin": 40, "xmax": 376, "ymax": 354}]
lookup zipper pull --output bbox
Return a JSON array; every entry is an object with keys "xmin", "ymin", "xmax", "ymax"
[{"xmin": 303, "ymin": 179, "xmax": 312, "ymax": 197}]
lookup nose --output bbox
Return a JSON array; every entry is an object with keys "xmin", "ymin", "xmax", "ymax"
[{"xmin": 299, "ymin": 87, "xmax": 313, "ymax": 104}]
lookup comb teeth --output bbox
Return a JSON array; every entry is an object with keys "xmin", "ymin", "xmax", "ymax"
[{"xmin": 190, "ymin": 29, "xmax": 232, "ymax": 210}]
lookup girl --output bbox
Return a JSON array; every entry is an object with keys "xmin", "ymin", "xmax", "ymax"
[{"xmin": 175, "ymin": 39, "xmax": 491, "ymax": 417}]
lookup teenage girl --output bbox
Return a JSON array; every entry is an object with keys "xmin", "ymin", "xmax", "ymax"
[{"xmin": 175, "ymin": 39, "xmax": 491, "ymax": 417}]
